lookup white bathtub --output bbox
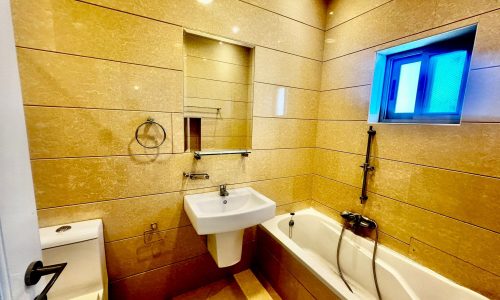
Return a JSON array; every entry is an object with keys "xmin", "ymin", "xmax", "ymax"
[{"xmin": 260, "ymin": 208, "xmax": 487, "ymax": 300}]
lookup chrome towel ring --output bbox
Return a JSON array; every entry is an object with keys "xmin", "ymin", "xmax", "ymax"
[{"xmin": 135, "ymin": 117, "xmax": 166, "ymax": 149}]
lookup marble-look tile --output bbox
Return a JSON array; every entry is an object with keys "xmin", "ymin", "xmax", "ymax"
[
  {"xmin": 433, "ymin": 0, "xmax": 500, "ymax": 27},
  {"xmin": 37, "ymin": 192, "xmax": 189, "ymax": 242},
  {"xmin": 321, "ymin": 49, "xmax": 375, "ymax": 91},
  {"xmin": 233, "ymin": 269, "xmax": 273, "ymax": 300},
  {"xmin": 324, "ymin": 0, "xmax": 436, "ymax": 60},
  {"xmin": 325, "ymin": 0, "xmax": 391, "ymax": 30},
  {"xmin": 255, "ymin": 47, "xmax": 321, "ymax": 91},
  {"xmin": 313, "ymin": 177, "xmax": 499, "ymax": 275},
  {"xmin": 318, "ymin": 86, "xmax": 371, "ymax": 120},
  {"xmin": 253, "ymin": 83, "xmax": 319, "ymax": 120},
  {"xmin": 105, "ymin": 225, "xmax": 207, "ymax": 280},
  {"xmin": 256, "ymin": 227, "xmax": 340, "ymax": 300},
  {"xmin": 185, "ymin": 77, "xmax": 250, "ymax": 102},
  {"xmin": 184, "ymin": 33, "xmax": 251, "ymax": 66},
  {"xmin": 173, "ymin": 278, "xmax": 246, "ymax": 300},
  {"xmin": 185, "ymin": 56, "xmax": 250, "ymax": 84},
  {"xmin": 252, "ymin": 117, "xmax": 317, "ymax": 149},
  {"xmin": 202, "ymin": 137, "xmax": 249, "ymax": 150},
  {"xmin": 86, "ymin": 0, "xmax": 323, "ymax": 60},
  {"xmin": 17, "ymin": 48, "xmax": 183, "ymax": 112},
  {"xmin": 110, "ymin": 243, "xmax": 255, "ymax": 299},
  {"xmin": 409, "ymin": 239, "xmax": 500, "ymax": 299},
  {"xmin": 316, "ymin": 121, "xmax": 500, "ymax": 177},
  {"xmin": 250, "ymin": 175, "xmax": 312, "ymax": 207},
  {"xmin": 241, "ymin": 0, "xmax": 326, "ymax": 29},
  {"xmin": 201, "ymin": 119, "xmax": 248, "ymax": 137},
  {"xmin": 255, "ymin": 246, "xmax": 315, "ymax": 300},
  {"xmin": 24, "ymin": 107, "xmax": 172, "ymax": 159},
  {"xmin": 172, "ymin": 113, "xmax": 185, "ymax": 153},
  {"xmin": 32, "ymin": 149, "xmax": 314, "ymax": 208},
  {"xmin": 12, "ymin": 0, "xmax": 183, "ymax": 69},
  {"xmin": 185, "ymin": 98, "xmax": 249, "ymax": 120}
]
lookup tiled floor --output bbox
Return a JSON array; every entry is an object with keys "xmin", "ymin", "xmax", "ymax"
[
  {"xmin": 172, "ymin": 269, "xmax": 282, "ymax": 300},
  {"xmin": 173, "ymin": 277, "xmax": 246, "ymax": 300}
]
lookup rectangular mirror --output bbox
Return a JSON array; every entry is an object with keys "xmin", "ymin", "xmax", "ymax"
[{"xmin": 183, "ymin": 31, "xmax": 254, "ymax": 152}]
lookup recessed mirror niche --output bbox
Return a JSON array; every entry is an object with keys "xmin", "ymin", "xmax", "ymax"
[{"xmin": 183, "ymin": 31, "xmax": 254, "ymax": 152}]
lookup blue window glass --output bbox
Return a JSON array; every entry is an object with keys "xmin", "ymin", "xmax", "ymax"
[
  {"xmin": 371, "ymin": 25, "xmax": 476, "ymax": 124},
  {"xmin": 395, "ymin": 61, "xmax": 421, "ymax": 113},
  {"xmin": 425, "ymin": 51, "xmax": 467, "ymax": 113}
]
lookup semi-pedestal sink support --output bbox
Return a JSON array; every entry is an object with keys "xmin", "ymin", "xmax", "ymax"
[
  {"xmin": 207, "ymin": 230, "xmax": 244, "ymax": 267},
  {"xmin": 184, "ymin": 187, "xmax": 276, "ymax": 268}
]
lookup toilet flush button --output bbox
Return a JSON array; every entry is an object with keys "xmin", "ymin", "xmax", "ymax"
[{"xmin": 56, "ymin": 225, "xmax": 71, "ymax": 233}]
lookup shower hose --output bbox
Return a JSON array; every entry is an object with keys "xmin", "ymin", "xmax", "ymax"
[{"xmin": 336, "ymin": 223, "xmax": 382, "ymax": 300}]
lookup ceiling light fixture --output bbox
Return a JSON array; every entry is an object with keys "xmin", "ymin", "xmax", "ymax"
[
  {"xmin": 232, "ymin": 26, "xmax": 240, "ymax": 34},
  {"xmin": 197, "ymin": 0, "xmax": 213, "ymax": 5}
]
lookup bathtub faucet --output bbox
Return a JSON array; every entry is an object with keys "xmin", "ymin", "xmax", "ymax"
[{"xmin": 340, "ymin": 211, "xmax": 377, "ymax": 231}]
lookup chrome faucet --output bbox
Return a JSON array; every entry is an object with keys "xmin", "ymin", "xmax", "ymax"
[{"xmin": 219, "ymin": 184, "xmax": 229, "ymax": 197}]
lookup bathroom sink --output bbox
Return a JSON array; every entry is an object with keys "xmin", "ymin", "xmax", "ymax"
[{"xmin": 184, "ymin": 187, "xmax": 276, "ymax": 235}]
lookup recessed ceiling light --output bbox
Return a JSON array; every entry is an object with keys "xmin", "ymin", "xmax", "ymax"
[
  {"xmin": 219, "ymin": 41, "xmax": 223, "ymax": 45},
  {"xmin": 325, "ymin": 38, "xmax": 335, "ymax": 44},
  {"xmin": 232, "ymin": 26, "xmax": 240, "ymax": 34},
  {"xmin": 329, "ymin": 11, "xmax": 333, "ymax": 15},
  {"xmin": 197, "ymin": 0, "xmax": 213, "ymax": 4}
]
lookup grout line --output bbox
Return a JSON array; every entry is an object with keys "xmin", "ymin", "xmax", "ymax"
[
  {"xmin": 185, "ymin": 96, "xmax": 251, "ymax": 103},
  {"xmin": 30, "ymin": 146, "xmax": 312, "ymax": 161},
  {"xmin": 23, "ymin": 104, "xmax": 180, "ymax": 114},
  {"xmin": 36, "ymin": 173, "xmax": 314, "ymax": 210},
  {"xmin": 185, "ymin": 54, "xmax": 250, "ymax": 67},
  {"xmin": 323, "ymin": 7, "xmax": 500, "ymax": 62},
  {"xmin": 186, "ymin": 75, "xmax": 250, "ymax": 85},
  {"xmin": 470, "ymin": 64, "xmax": 500, "ymax": 71},
  {"xmin": 77, "ymin": 0, "xmax": 323, "ymax": 62},
  {"xmin": 315, "ymin": 147, "xmax": 500, "ymax": 180},
  {"xmin": 238, "ymin": 0, "xmax": 325, "ymax": 31},
  {"xmin": 256, "ymin": 44, "xmax": 323, "ymax": 62},
  {"xmin": 253, "ymin": 116, "xmax": 318, "ymax": 121},
  {"xmin": 16, "ymin": 46, "xmax": 183, "ymax": 72},
  {"xmin": 313, "ymin": 174, "xmax": 500, "ymax": 235},
  {"xmin": 254, "ymin": 81, "xmax": 320, "ymax": 92},
  {"xmin": 258, "ymin": 248, "xmax": 318, "ymax": 298},
  {"xmin": 311, "ymin": 200, "xmax": 410, "ymax": 246},
  {"xmin": 105, "ymin": 224, "xmax": 193, "ymax": 244},
  {"xmin": 321, "ymin": 83, "xmax": 372, "ymax": 92},
  {"xmin": 409, "ymin": 237, "xmax": 500, "ymax": 277},
  {"xmin": 253, "ymin": 81, "xmax": 320, "ymax": 92},
  {"xmin": 325, "ymin": 0, "xmax": 394, "ymax": 31},
  {"xmin": 110, "ymin": 240, "xmax": 256, "ymax": 283},
  {"xmin": 75, "ymin": 0, "xmax": 181, "ymax": 27}
]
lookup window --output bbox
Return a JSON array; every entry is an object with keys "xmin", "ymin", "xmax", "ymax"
[{"xmin": 369, "ymin": 25, "xmax": 477, "ymax": 124}]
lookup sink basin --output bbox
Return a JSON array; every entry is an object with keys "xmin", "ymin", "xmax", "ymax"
[
  {"xmin": 184, "ymin": 187, "xmax": 276, "ymax": 235},
  {"xmin": 184, "ymin": 187, "xmax": 276, "ymax": 267}
]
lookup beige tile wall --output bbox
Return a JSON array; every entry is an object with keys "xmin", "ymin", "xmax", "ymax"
[
  {"xmin": 11, "ymin": 0, "xmax": 325, "ymax": 298},
  {"xmin": 11, "ymin": 0, "xmax": 500, "ymax": 298},
  {"xmin": 315, "ymin": 1, "xmax": 500, "ymax": 298}
]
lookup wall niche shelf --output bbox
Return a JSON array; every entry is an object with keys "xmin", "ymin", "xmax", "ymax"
[{"xmin": 193, "ymin": 150, "xmax": 251, "ymax": 160}]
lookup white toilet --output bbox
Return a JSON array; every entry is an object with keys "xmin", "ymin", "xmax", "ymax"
[{"xmin": 39, "ymin": 219, "xmax": 108, "ymax": 300}]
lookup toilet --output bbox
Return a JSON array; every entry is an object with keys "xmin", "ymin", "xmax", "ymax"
[{"xmin": 39, "ymin": 219, "xmax": 108, "ymax": 300}]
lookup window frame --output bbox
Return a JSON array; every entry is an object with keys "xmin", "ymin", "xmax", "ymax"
[{"xmin": 369, "ymin": 25, "xmax": 477, "ymax": 125}]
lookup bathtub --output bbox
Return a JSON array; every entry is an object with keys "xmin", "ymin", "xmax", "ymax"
[{"xmin": 260, "ymin": 208, "xmax": 487, "ymax": 300}]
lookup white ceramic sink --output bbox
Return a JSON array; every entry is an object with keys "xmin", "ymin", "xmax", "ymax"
[
  {"xmin": 184, "ymin": 187, "xmax": 276, "ymax": 235},
  {"xmin": 184, "ymin": 187, "xmax": 276, "ymax": 267}
]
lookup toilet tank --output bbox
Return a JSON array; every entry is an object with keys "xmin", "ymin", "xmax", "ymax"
[{"xmin": 40, "ymin": 219, "xmax": 108, "ymax": 300}]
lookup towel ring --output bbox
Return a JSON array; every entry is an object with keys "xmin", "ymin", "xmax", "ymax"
[{"xmin": 135, "ymin": 117, "xmax": 167, "ymax": 149}]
